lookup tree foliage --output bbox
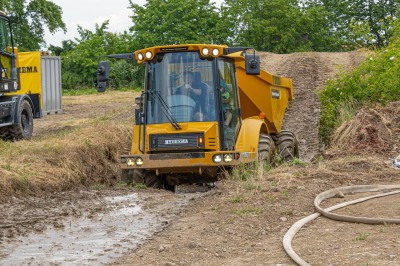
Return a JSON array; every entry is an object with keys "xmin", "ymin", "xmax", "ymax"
[
  {"xmin": 30, "ymin": 0, "xmax": 399, "ymax": 91},
  {"xmin": 304, "ymin": 0, "xmax": 400, "ymax": 49},
  {"xmin": 0, "ymin": 0, "xmax": 66, "ymax": 50},
  {"xmin": 129, "ymin": 0, "xmax": 221, "ymax": 47},
  {"xmin": 60, "ymin": 21, "xmax": 141, "ymax": 90}
]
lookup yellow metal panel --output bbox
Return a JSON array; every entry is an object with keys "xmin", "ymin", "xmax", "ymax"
[
  {"xmin": 134, "ymin": 44, "xmax": 228, "ymax": 63},
  {"xmin": 234, "ymin": 61, "xmax": 293, "ymax": 133},
  {"xmin": 131, "ymin": 122, "xmax": 220, "ymax": 154},
  {"xmin": 235, "ymin": 118, "xmax": 266, "ymax": 156},
  {"xmin": 17, "ymin": 51, "xmax": 42, "ymax": 96}
]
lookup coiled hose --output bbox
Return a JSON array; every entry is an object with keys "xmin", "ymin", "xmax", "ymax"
[{"xmin": 283, "ymin": 185, "xmax": 400, "ymax": 266}]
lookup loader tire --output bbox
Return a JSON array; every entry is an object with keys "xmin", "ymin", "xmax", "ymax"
[
  {"xmin": 133, "ymin": 169, "xmax": 162, "ymax": 189},
  {"xmin": 9, "ymin": 100, "xmax": 33, "ymax": 140},
  {"xmin": 0, "ymin": 127, "xmax": 9, "ymax": 140},
  {"xmin": 258, "ymin": 133, "xmax": 275, "ymax": 164},
  {"xmin": 271, "ymin": 130, "xmax": 299, "ymax": 161},
  {"xmin": 121, "ymin": 169, "xmax": 133, "ymax": 183}
]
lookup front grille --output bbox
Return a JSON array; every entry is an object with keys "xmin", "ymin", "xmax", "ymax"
[
  {"xmin": 150, "ymin": 133, "xmax": 204, "ymax": 151},
  {"xmin": 150, "ymin": 152, "xmax": 205, "ymax": 160}
]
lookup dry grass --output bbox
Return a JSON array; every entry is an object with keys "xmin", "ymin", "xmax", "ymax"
[
  {"xmin": 63, "ymin": 91, "xmax": 137, "ymax": 105},
  {"xmin": 0, "ymin": 92, "xmax": 134, "ymax": 201},
  {"xmin": 331, "ymin": 108, "xmax": 392, "ymax": 154}
]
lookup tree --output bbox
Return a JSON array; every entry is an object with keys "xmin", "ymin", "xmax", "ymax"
[
  {"xmin": 48, "ymin": 40, "xmax": 76, "ymax": 56},
  {"xmin": 304, "ymin": 0, "xmax": 400, "ymax": 49},
  {"xmin": 128, "ymin": 0, "xmax": 221, "ymax": 48},
  {"xmin": 0, "ymin": 0, "xmax": 66, "ymax": 50},
  {"xmin": 61, "ymin": 21, "xmax": 139, "ymax": 90},
  {"xmin": 220, "ymin": 0, "xmax": 337, "ymax": 53}
]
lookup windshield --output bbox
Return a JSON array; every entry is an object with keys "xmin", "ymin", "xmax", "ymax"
[
  {"xmin": 0, "ymin": 17, "xmax": 11, "ymax": 51},
  {"xmin": 146, "ymin": 52, "xmax": 216, "ymax": 124}
]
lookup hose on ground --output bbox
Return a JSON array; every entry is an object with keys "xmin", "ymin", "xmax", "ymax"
[{"xmin": 283, "ymin": 185, "xmax": 400, "ymax": 266}]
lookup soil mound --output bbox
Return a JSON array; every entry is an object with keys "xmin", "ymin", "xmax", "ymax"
[
  {"xmin": 258, "ymin": 50, "xmax": 368, "ymax": 161},
  {"xmin": 331, "ymin": 108, "xmax": 393, "ymax": 154}
]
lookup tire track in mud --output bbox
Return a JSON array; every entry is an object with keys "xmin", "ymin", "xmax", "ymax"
[{"xmin": 279, "ymin": 54, "xmax": 322, "ymax": 161}]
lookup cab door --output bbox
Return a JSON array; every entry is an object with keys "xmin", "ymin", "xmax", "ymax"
[
  {"xmin": 217, "ymin": 59, "xmax": 241, "ymax": 150},
  {"xmin": 0, "ymin": 14, "xmax": 17, "ymax": 92}
]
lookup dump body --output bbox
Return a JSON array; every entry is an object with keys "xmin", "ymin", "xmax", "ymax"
[{"xmin": 227, "ymin": 52, "xmax": 293, "ymax": 133}]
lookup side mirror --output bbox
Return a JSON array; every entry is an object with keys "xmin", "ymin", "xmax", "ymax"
[
  {"xmin": 245, "ymin": 53, "xmax": 260, "ymax": 75},
  {"xmin": 97, "ymin": 61, "xmax": 110, "ymax": 82},
  {"xmin": 97, "ymin": 82, "xmax": 107, "ymax": 92},
  {"xmin": 97, "ymin": 61, "xmax": 110, "ymax": 92}
]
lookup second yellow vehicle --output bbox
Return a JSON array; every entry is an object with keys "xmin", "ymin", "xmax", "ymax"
[{"xmin": 97, "ymin": 44, "xmax": 298, "ymax": 189}]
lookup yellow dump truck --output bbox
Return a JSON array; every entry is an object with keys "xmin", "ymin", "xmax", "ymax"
[
  {"xmin": 97, "ymin": 44, "xmax": 298, "ymax": 188},
  {"xmin": 0, "ymin": 11, "xmax": 62, "ymax": 140}
]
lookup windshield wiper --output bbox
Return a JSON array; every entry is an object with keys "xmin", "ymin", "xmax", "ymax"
[{"xmin": 148, "ymin": 89, "xmax": 181, "ymax": 130}]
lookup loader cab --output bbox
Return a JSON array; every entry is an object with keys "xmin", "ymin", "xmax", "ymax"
[
  {"xmin": 0, "ymin": 11, "xmax": 18, "ymax": 93},
  {"xmin": 143, "ymin": 51, "xmax": 241, "ymax": 150}
]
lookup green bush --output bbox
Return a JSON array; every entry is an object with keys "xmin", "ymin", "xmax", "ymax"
[{"xmin": 319, "ymin": 20, "xmax": 400, "ymax": 145}]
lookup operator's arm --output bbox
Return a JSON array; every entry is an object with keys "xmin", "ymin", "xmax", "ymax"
[{"xmin": 184, "ymin": 83, "xmax": 202, "ymax": 96}]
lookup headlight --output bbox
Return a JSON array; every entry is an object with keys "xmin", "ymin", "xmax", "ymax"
[
  {"xmin": 223, "ymin": 154, "xmax": 233, "ymax": 163},
  {"xmin": 213, "ymin": 154, "xmax": 222, "ymax": 164},
  {"xmin": 212, "ymin": 48, "xmax": 219, "ymax": 56},
  {"xmin": 145, "ymin": 51, "xmax": 153, "ymax": 59},
  {"xmin": 135, "ymin": 157, "xmax": 144, "ymax": 166},
  {"xmin": 137, "ymin": 52, "xmax": 144, "ymax": 61},
  {"xmin": 127, "ymin": 158, "xmax": 135, "ymax": 166},
  {"xmin": 202, "ymin": 47, "xmax": 210, "ymax": 56}
]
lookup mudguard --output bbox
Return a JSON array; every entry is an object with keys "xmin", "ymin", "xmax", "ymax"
[
  {"xmin": 12, "ymin": 94, "xmax": 34, "ymax": 124},
  {"xmin": 235, "ymin": 117, "xmax": 268, "ymax": 154}
]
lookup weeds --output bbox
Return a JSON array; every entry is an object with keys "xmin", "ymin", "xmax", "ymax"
[
  {"xmin": 281, "ymin": 190, "xmax": 289, "ymax": 198},
  {"xmin": 1, "ymin": 164, "xmax": 13, "ymax": 171},
  {"xmin": 354, "ymin": 232, "xmax": 369, "ymax": 241},
  {"xmin": 232, "ymin": 207, "xmax": 263, "ymax": 217},
  {"xmin": 267, "ymin": 195, "xmax": 276, "ymax": 203},
  {"xmin": 287, "ymin": 158, "xmax": 308, "ymax": 166},
  {"xmin": 229, "ymin": 196, "xmax": 242, "ymax": 203},
  {"xmin": 91, "ymin": 183, "xmax": 109, "ymax": 190},
  {"xmin": 133, "ymin": 183, "xmax": 147, "ymax": 190}
]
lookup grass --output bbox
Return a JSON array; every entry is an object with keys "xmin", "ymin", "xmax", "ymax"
[
  {"xmin": 354, "ymin": 232, "xmax": 369, "ymax": 241},
  {"xmin": 229, "ymin": 196, "xmax": 242, "ymax": 203},
  {"xmin": 133, "ymin": 183, "xmax": 147, "ymax": 189},
  {"xmin": 232, "ymin": 207, "xmax": 263, "ymax": 217},
  {"xmin": 63, "ymin": 87, "xmax": 140, "ymax": 96},
  {"xmin": 0, "ymin": 120, "xmax": 131, "ymax": 199}
]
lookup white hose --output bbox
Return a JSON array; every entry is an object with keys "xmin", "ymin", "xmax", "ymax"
[{"xmin": 283, "ymin": 185, "xmax": 400, "ymax": 266}]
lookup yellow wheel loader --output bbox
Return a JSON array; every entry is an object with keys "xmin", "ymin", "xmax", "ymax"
[{"xmin": 97, "ymin": 44, "xmax": 298, "ymax": 189}]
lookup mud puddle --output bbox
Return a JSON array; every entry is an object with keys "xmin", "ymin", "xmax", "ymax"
[{"xmin": 0, "ymin": 190, "xmax": 208, "ymax": 265}]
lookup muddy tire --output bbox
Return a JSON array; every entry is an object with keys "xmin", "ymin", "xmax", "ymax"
[
  {"xmin": 258, "ymin": 133, "xmax": 275, "ymax": 164},
  {"xmin": 0, "ymin": 127, "xmax": 9, "ymax": 140},
  {"xmin": 123, "ymin": 169, "xmax": 162, "ymax": 189},
  {"xmin": 120, "ymin": 169, "xmax": 133, "ymax": 183},
  {"xmin": 9, "ymin": 100, "xmax": 34, "ymax": 140},
  {"xmin": 271, "ymin": 130, "xmax": 299, "ymax": 161}
]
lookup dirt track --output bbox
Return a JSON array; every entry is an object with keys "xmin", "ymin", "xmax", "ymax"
[{"xmin": 2, "ymin": 51, "xmax": 400, "ymax": 265}]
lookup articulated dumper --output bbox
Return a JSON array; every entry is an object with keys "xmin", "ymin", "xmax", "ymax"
[
  {"xmin": 97, "ymin": 44, "xmax": 298, "ymax": 188},
  {"xmin": 0, "ymin": 11, "xmax": 61, "ymax": 140}
]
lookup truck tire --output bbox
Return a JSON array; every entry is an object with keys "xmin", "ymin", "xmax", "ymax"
[
  {"xmin": 258, "ymin": 133, "xmax": 275, "ymax": 164},
  {"xmin": 271, "ymin": 130, "xmax": 299, "ymax": 161},
  {"xmin": 121, "ymin": 169, "xmax": 162, "ymax": 189},
  {"xmin": 9, "ymin": 100, "xmax": 33, "ymax": 140}
]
